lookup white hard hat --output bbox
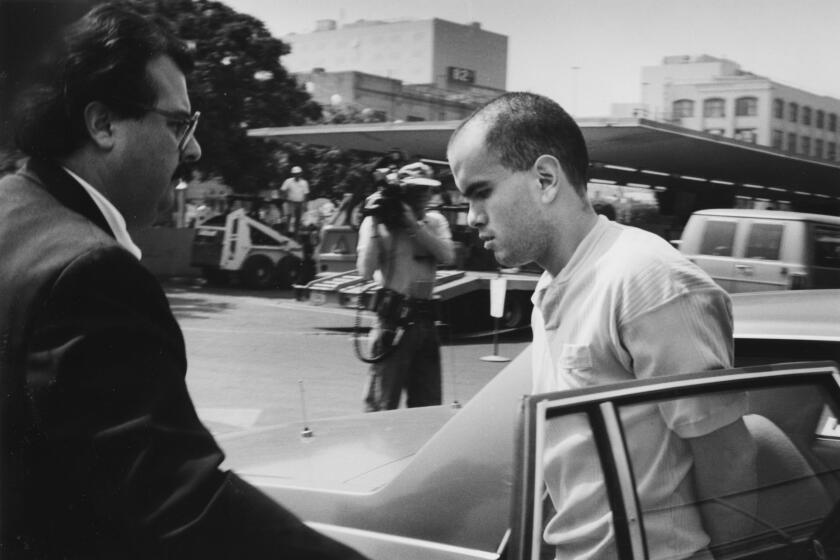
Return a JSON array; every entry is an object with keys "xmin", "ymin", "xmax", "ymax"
[{"xmin": 291, "ymin": 166, "xmax": 302, "ymax": 174}]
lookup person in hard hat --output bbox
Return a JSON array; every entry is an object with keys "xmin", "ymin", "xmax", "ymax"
[{"xmin": 280, "ymin": 165, "xmax": 309, "ymax": 234}]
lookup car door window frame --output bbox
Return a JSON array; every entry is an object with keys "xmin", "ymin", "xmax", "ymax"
[{"xmin": 508, "ymin": 361, "xmax": 840, "ymax": 560}]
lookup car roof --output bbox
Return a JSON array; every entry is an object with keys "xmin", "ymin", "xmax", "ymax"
[{"xmin": 692, "ymin": 208, "xmax": 840, "ymax": 225}]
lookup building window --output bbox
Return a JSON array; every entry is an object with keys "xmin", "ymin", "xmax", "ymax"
[
  {"xmin": 817, "ymin": 110, "xmax": 825, "ymax": 129},
  {"xmin": 787, "ymin": 132, "xmax": 797, "ymax": 153},
  {"xmin": 703, "ymin": 98, "xmax": 725, "ymax": 118},
  {"xmin": 704, "ymin": 128, "xmax": 725, "ymax": 136},
  {"xmin": 829, "ymin": 142, "xmax": 837, "ymax": 161},
  {"xmin": 773, "ymin": 98, "xmax": 784, "ymax": 119},
  {"xmin": 734, "ymin": 128, "xmax": 757, "ymax": 143},
  {"xmin": 735, "ymin": 96, "xmax": 758, "ymax": 116},
  {"xmin": 802, "ymin": 136, "xmax": 811, "ymax": 156},
  {"xmin": 672, "ymin": 99, "xmax": 694, "ymax": 118},
  {"xmin": 771, "ymin": 129, "xmax": 784, "ymax": 149},
  {"xmin": 815, "ymin": 139, "xmax": 824, "ymax": 158},
  {"xmin": 802, "ymin": 106, "xmax": 812, "ymax": 126},
  {"xmin": 830, "ymin": 114, "xmax": 838, "ymax": 132},
  {"xmin": 789, "ymin": 102, "xmax": 799, "ymax": 123}
]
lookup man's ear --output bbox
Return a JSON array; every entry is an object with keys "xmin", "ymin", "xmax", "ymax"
[
  {"xmin": 82, "ymin": 101, "xmax": 117, "ymax": 150},
  {"xmin": 533, "ymin": 154, "xmax": 567, "ymax": 203}
]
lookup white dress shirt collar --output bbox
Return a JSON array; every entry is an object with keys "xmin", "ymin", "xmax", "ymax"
[{"xmin": 62, "ymin": 166, "xmax": 143, "ymax": 260}]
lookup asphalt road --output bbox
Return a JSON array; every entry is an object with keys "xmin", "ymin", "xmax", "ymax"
[{"xmin": 164, "ymin": 280, "xmax": 531, "ymax": 435}]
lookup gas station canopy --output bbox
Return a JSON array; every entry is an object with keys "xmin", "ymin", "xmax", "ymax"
[{"xmin": 249, "ymin": 118, "xmax": 840, "ymax": 201}]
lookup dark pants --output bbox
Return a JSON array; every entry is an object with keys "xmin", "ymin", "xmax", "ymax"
[
  {"xmin": 364, "ymin": 313, "xmax": 442, "ymax": 411},
  {"xmin": 285, "ymin": 201, "xmax": 303, "ymax": 233}
]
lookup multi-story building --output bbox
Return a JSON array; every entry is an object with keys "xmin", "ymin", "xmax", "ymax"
[
  {"xmin": 282, "ymin": 18, "xmax": 507, "ymax": 121},
  {"xmin": 639, "ymin": 55, "xmax": 840, "ymax": 163},
  {"xmin": 296, "ymin": 69, "xmax": 499, "ymax": 122}
]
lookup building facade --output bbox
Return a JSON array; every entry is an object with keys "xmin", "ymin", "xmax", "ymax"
[
  {"xmin": 640, "ymin": 55, "xmax": 840, "ymax": 163},
  {"xmin": 297, "ymin": 69, "xmax": 498, "ymax": 122},
  {"xmin": 282, "ymin": 18, "xmax": 507, "ymax": 121}
]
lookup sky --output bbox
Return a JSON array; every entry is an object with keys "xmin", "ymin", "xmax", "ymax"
[{"xmin": 222, "ymin": 0, "xmax": 840, "ymax": 117}]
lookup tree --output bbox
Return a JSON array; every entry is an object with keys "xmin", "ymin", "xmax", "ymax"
[
  {"xmin": 320, "ymin": 103, "xmax": 388, "ymax": 125},
  {"xmin": 276, "ymin": 103, "xmax": 393, "ymax": 202},
  {"xmin": 135, "ymin": 0, "xmax": 321, "ymax": 193}
]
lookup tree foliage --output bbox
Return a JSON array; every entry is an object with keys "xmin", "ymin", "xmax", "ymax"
[{"xmin": 135, "ymin": 0, "xmax": 321, "ymax": 193}]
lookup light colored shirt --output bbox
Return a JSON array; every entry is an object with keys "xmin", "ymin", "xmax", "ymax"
[
  {"xmin": 280, "ymin": 177, "xmax": 309, "ymax": 203},
  {"xmin": 62, "ymin": 166, "xmax": 142, "ymax": 260},
  {"xmin": 356, "ymin": 211, "xmax": 451, "ymax": 299},
  {"xmin": 531, "ymin": 216, "xmax": 745, "ymax": 560}
]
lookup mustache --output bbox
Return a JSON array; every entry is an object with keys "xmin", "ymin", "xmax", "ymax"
[{"xmin": 171, "ymin": 163, "xmax": 194, "ymax": 183}]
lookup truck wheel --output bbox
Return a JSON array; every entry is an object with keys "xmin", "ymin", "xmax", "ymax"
[
  {"xmin": 242, "ymin": 256, "xmax": 276, "ymax": 289},
  {"xmin": 276, "ymin": 255, "xmax": 302, "ymax": 288}
]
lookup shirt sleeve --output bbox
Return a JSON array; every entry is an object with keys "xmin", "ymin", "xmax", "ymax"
[
  {"xmin": 620, "ymin": 288, "xmax": 746, "ymax": 438},
  {"xmin": 356, "ymin": 216, "xmax": 380, "ymax": 280}
]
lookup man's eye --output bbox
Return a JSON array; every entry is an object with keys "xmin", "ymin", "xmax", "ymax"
[
  {"xmin": 472, "ymin": 188, "xmax": 491, "ymax": 200},
  {"xmin": 168, "ymin": 120, "xmax": 188, "ymax": 135}
]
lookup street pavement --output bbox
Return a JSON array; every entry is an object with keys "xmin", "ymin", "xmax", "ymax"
[{"xmin": 164, "ymin": 280, "xmax": 531, "ymax": 435}]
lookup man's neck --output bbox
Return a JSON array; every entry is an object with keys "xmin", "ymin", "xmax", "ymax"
[
  {"xmin": 59, "ymin": 154, "xmax": 107, "ymax": 197},
  {"xmin": 541, "ymin": 210, "xmax": 599, "ymax": 277}
]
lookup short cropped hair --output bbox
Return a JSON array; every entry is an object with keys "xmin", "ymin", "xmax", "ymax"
[
  {"xmin": 450, "ymin": 92, "xmax": 589, "ymax": 195},
  {"xmin": 13, "ymin": 1, "xmax": 192, "ymax": 158}
]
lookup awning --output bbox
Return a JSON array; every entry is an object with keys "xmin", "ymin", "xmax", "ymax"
[{"xmin": 249, "ymin": 118, "xmax": 840, "ymax": 200}]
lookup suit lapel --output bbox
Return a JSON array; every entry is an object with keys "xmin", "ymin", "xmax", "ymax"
[{"xmin": 22, "ymin": 157, "xmax": 114, "ymax": 239}]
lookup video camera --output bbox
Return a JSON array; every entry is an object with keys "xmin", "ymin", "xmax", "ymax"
[{"xmin": 362, "ymin": 162, "xmax": 440, "ymax": 229}]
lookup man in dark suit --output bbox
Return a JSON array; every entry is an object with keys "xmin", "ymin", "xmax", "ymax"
[{"xmin": 0, "ymin": 3, "xmax": 365, "ymax": 558}]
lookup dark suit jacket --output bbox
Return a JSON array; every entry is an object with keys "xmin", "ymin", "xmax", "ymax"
[{"xmin": 0, "ymin": 159, "xmax": 364, "ymax": 559}]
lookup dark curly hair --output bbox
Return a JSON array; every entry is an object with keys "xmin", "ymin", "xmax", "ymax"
[
  {"xmin": 449, "ymin": 92, "xmax": 590, "ymax": 195},
  {"xmin": 13, "ymin": 1, "xmax": 192, "ymax": 159}
]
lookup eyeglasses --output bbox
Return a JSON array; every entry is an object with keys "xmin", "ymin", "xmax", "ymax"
[{"xmin": 144, "ymin": 107, "xmax": 201, "ymax": 152}]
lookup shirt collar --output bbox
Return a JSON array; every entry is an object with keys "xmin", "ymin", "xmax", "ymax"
[
  {"xmin": 531, "ymin": 215, "xmax": 611, "ymax": 315},
  {"xmin": 62, "ymin": 166, "xmax": 143, "ymax": 260}
]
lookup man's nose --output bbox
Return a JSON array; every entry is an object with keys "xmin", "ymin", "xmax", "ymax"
[
  {"xmin": 181, "ymin": 135, "xmax": 202, "ymax": 163},
  {"xmin": 467, "ymin": 203, "xmax": 484, "ymax": 229}
]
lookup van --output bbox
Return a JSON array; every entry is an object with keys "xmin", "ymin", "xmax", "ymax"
[{"xmin": 679, "ymin": 209, "xmax": 840, "ymax": 293}]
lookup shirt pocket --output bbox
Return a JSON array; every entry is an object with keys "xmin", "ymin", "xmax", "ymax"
[{"xmin": 556, "ymin": 343, "xmax": 595, "ymax": 387}]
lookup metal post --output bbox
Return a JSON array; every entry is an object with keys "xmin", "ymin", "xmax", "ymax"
[{"xmin": 481, "ymin": 274, "xmax": 510, "ymax": 362}]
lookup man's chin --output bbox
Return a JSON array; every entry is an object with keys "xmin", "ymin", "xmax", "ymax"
[{"xmin": 494, "ymin": 251, "xmax": 521, "ymax": 268}]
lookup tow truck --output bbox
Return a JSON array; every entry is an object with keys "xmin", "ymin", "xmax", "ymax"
[{"xmin": 190, "ymin": 208, "xmax": 305, "ymax": 289}]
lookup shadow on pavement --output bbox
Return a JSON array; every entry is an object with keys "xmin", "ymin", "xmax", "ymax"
[
  {"xmin": 167, "ymin": 294, "xmax": 234, "ymax": 320},
  {"xmin": 313, "ymin": 325, "xmax": 532, "ymax": 346}
]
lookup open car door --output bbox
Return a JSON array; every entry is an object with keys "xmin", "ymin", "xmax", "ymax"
[{"xmin": 509, "ymin": 361, "xmax": 840, "ymax": 560}]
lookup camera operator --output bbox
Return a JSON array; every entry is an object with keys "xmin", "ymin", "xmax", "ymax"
[{"xmin": 357, "ymin": 163, "xmax": 455, "ymax": 411}]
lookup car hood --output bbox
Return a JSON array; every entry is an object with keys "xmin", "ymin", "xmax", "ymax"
[
  {"xmin": 732, "ymin": 289, "xmax": 840, "ymax": 341},
  {"xmin": 219, "ymin": 347, "xmax": 533, "ymax": 553},
  {"xmin": 218, "ymin": 405, "xmax": 459, "ymax": 493}
]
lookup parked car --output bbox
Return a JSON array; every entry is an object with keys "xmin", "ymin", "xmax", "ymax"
[
  {"xmin": 220, "ymin": 289, "xmax": 840, "ymax": 560},
  {"xmin": 679, "ymin": 209, "xmax": 840, "ymax": 293}
]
